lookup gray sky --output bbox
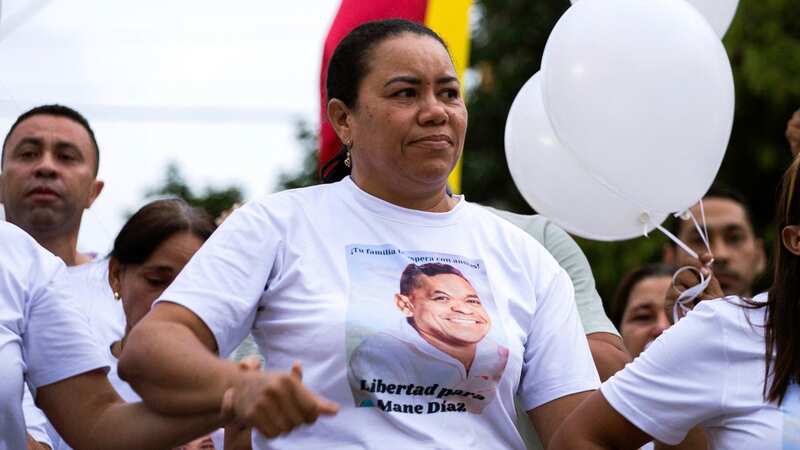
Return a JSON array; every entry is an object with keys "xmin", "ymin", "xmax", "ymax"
[{"xmin": 0, "ymin": 0, "xmax": 340, "ymax": 253}]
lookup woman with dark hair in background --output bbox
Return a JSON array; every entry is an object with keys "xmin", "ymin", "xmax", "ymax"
[
  {"xmin": 551, "ymin": 158, "xmax": 800, "ymax": 449},
  {"xmin": 119, "ymin": 19, "xmax": 599, "ymax": 450},
  {"xmin": 46, "ymin": 198, "xmax": 251, "ymax": 450},
  {"xmin": 610, "ymin": 263, "xmax": 675, "ymax": 360}
]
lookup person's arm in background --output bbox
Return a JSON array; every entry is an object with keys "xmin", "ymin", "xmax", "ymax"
[
  {"xmin": 786, "ymin": 109, "xmax": 800, "ymax": 157},
  {"xmin": 23, "ymin": 386, "xmax": 52, "ymax": 450}
]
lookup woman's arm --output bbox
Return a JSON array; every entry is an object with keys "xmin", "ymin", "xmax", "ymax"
[
  {"xmin": 118, "ymin": 302, "xmax": 338, "ymax": 438},
  {"xmin": 548, "ymin": 390, "xmax": 650, "ymax": 450},
  {"xmin": 36, "ymin": 369, "xmax": 229, "ymax": 450},
  {"xmin": 526, "ymin": 390, "xmax": 596, "ymax": 448}
]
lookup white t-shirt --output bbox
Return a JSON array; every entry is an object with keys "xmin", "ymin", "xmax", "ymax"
[
  {"xmin": 59, "ymin": 258, "xmax": 126, "ymax": 347},
  {"xmin": 0, "ymin": 221, "xmax": 108, "ymax": 450},
  {"xmin": 157, "ymin": 178, "xmax": 600, "ymax": 450},
  {"xmin": 601, "ymin": 294, "xmax": 800, "ymax": 449}
]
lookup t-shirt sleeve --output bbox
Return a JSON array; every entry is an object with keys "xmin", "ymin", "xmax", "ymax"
[
  {"xmin": 22, "ymin": 386, "xmax": 52, "ymax": 447},
  {"xmin": 517, "ymin": 267, "xmax": 601, "ymax": 411},
  {"xmin": 155, "ymin": 200, "xmax": 280, "ymax": 357},
  {"xmin": 600, "ymin": 302, "xmax": 728, "ymax": 445},
  {"xmin": 23, "ymin": 250, "xmax": 108, "ymax": 390},
  {"xmin": 539, "ymin": 218, "xmax": 618, "ymax": 337}
]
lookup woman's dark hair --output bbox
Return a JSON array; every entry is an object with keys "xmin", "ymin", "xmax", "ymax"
[
  {"xmin": 111, "ymin": 198, "xmax": 215, "ymax": 265},
  {"xmin": 321, "ymin": 19, "xmax": 449, "ymax": 183},
  {"xmin": 764, "ymin": 156, "xmax": 800, "ymax": 404},
  {"xmin": 610, "ymin": 263, "xmax": 677, "ymax": 328}
]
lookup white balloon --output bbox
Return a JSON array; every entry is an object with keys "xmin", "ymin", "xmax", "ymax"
[
  {"xmin": 506, "ymin": 73, "xmax": 668, "ymax": 241},
  {"xmin": 568, "ymin": 0, "xmax": 739, "ymax": 37},
  {"xmin": 544, "ymin": 0, "xmax": 734, "ymax": 216}
]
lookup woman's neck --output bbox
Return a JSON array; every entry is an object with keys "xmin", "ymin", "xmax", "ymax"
[{"xmin": 350, "ymin": 174, "xmax": 456, "ymax": 212}]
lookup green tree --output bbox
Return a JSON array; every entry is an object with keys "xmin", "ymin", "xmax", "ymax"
[
  {"xmin": 275, "ymin": 120, "xmax": 322, "ymax": 190},
  {"xmin": 146, "ymin": 162, "xmax": 244, "ymax": 220}
]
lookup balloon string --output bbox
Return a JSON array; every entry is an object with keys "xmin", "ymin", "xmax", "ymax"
[{"xmin": 649, "ymin": 201, "xmax": 713, "ymax": 322}]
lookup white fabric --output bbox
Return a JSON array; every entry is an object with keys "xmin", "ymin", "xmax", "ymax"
[
  {"xmin": 601, "ymin": 294, "xmax": 800, "ymax": 449},
  {"xmin": 0, "ymin": 221, "xmax": 108, "ymax": 450},
  {"xmin": 348, "ymin": 319, "xmax": 508, "ymax": 414},
  {"xmin": 22, "ymin": 385, "xmax": 51, "ymax": 447},
  {"xmin": 58, "ymin": 258, "xmax": 126, "ymax": 348},
  {"xmin": 33, "ymin": 257, "xmax": 125, "ymax": 450},
  {"xmin": 157, "ymin": 178, "xmax": 599, "ymax": 450}
]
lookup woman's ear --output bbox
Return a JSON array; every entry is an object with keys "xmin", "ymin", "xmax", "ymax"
[
  {"xmin": 781, "ymin": 225, "xmax": 800, "ymax": 256},
  {"xmin": 108, "ymin": 258, "xmax": 122, "ymax": 297},
  {"xmin": 327, "ymin": 98, "xmax": 353, "ymax": 144}
]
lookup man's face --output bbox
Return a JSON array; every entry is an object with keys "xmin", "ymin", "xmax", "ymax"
[
  {"xmin": 668, "ymin": 197, "xmax": 765, "ymax": 296},
  {"xmin": 0, "ymin": 114, "xmax": 103, "ymax": 237},
  {"xmin": 397, "ymin": 273, "xmax": 491, "ymax": 347}
]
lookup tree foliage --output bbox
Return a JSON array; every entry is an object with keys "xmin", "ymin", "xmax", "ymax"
[{"xmin": 146, "ymin": 162, "xmax": 244, "ymax": 220}]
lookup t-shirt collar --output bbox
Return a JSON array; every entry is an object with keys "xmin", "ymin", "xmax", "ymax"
[{"xmin": 338, "ymin": 176, "xmax": 466, "ymax": 227}]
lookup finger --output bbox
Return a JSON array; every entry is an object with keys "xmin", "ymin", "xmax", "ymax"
[
  {"xmin": 239, "ymin": 356, "xmax": 262, "ymax": 371},
  {"xmin": 272, "ymin": 381, "xmax": 308, "ymax": 430},
  {"xmin": 316, "ymin": 396, "xmax": 340, "ymax": 416},
  {"xmin": 291, "ymin": 361, "xmax": 303, "ymax": 381},
  {"xmin": 221, "ymin": 387, "xmax": 236, "ymax": 420}
]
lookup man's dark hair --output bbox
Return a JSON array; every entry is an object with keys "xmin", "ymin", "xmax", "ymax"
[
  {"xmin": 2, "ymin": 104, "xmax": 100, "ymax": 176},
  {"xmin": 110, "ymin": 198, "xmax": 215, "ymax": 266},
  {"xmin": 667, "ymin": 183, "xmax": 755, "ymax": 243},
  {"xmin": 321, "ymin": 19, "xmax": 449, "ymax": 183},
  {"xmin": 400, "ymin": 262, "xmax": 469, "ymax": 296}
]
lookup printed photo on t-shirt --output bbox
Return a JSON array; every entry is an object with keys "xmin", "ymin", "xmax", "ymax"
[
  {"xmin": 344, "ymin": 245, "xmax": 509, "ymax": 415},
  {"xmin": 783, "ymin": 383, "xmax": 800, "ymax": 449}
]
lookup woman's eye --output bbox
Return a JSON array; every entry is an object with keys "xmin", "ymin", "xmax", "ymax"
[
  {"xmin": 441, "ymin": 88, "xmax": 460, "ymax": 99},
  {"xmin": 145, "ymin": 277, "xmax": 169, "ymax": 288},
  {"xmin": 393, "ymin": 88, "xmax": 416, "ymax": 98}
]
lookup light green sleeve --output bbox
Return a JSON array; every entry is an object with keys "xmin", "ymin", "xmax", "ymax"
[{"xmin": 487, "ymin": 207, "xmax": 619, "ymax": 337}]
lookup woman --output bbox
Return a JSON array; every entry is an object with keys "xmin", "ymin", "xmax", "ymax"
[
  {"xmin": 610, "ymin": 264, "xmax": 675, "ymax": 359},
  {"xmin": 0, "ymin": 220, "xmax": 231, "ymax": 450},
  {"xmin": 119, "ymin": 19, "xmax": 599, "ymax": 449},
  {"xmin": 45, "ymin": 199, "xmax": 246, "ymax": 450},
  {"xmin": 550, "ymin": 158, "xmax": 800, "ymax": 449}
]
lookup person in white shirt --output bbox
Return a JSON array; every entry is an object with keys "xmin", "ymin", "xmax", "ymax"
[
  {"xmin": 0, "ymin": 220, "xmax": 235, "ymax": 450},
  {"xmin": 0, "ymin": 104, "xmax": 123, "ymax": 449},
  {"xmin": 550, "ymin": 157, "xmax": 800, "ymax": 450},
  {"xmin": 45, "ymin": 199, "xmax": 247, "ymax": 450},
  {"xmin": 118, "ymin": 19, "xmax": 599, "ymax": 450}
]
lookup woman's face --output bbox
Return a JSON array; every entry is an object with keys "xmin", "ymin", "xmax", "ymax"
[
  {"xmin": 620, "ymin": 275, "xmax": 672, "ymax": 359},
  {"xmin": 341, "ymin": 33, "xmax": 467, "ymax": 196},
  {"xmin": 110, "ymin": 231, "xmax": 204, "ymax": 333}
]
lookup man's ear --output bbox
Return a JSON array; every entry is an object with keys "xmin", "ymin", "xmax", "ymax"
[
  {"xmin": 395, "ymin": 293, "xmax": 414, "ymax": 317},
  {"xmin": 662, "ymin": 244, "xmax": 676, "ymax": 264},
  {"xmin": 781, "ymin": 226, "xmax": 800, "ymax": 256},
  {"xmin": 0, "ymin": 172, "xmax": 5, "ymax": 204},
  {"xmin": 327, "ymin": 98, "xmax": 353, "ymax": 144},
  {"xmin": 85, "ymin": 180, "xmax": 104, "ymax": 209}
]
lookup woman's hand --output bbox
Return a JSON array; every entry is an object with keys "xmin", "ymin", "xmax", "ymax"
[
  {"xmin": 665, "ymin": 252, "xmax": 724, "ymax": 323},
  {"xmin": 230, "ymin": 362, "xmax": 339, "ymax": 439}
]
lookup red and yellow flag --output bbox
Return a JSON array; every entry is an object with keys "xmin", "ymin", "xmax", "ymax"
[{"xmin": 318, "ymin": 0, "xmax": 473, "ymax": 193}]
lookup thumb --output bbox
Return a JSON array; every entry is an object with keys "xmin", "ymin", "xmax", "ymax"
[{"xmin": 291, "ymin": 361, "xmax": 303, "ymax": 381}]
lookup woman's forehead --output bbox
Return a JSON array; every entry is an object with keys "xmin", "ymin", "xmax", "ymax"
[{"xmin": 365, "ymin": 34, "xmax": 455, "ymax": 80}]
